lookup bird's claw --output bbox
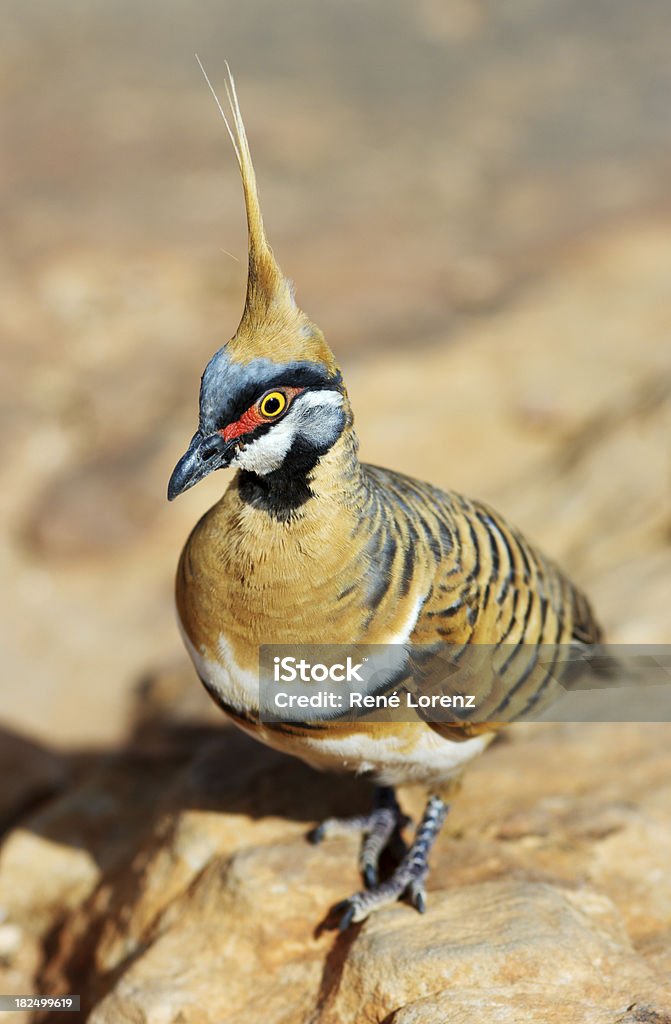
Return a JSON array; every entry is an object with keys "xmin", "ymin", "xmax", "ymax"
[
  {"xmin": 363, "ymin": 863, "xmax": 378, "ymax": 888},
  {"xmin": 336, "ymin": 900, "xmax": 357, "ymax": 932},
  {"xmin": 307, "ymin": 786, "xmax": 409, "ymax": 889},
  {"xmin": 328, "ymin": 795, "xmax": 449, "ymax": 928},
  {"xmin": 407, "ymin": 881, "xmax": 426, "ymax": 913}
]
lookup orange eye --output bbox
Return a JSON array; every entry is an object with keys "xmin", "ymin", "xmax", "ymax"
[{"xmin": 259, "ymin": 390, "xmax": 287, "ymax": 418}]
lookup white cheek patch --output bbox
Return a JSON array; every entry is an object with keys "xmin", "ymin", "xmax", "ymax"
[
  {"xmin": 233, "ymin": 416, "xmax": 295, "ymax": 475},
  {"xmin": 232, "ymin": 390, "xmax": 344, "ymax": 476}
]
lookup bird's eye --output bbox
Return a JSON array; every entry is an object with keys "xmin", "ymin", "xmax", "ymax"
[{"xmin": 259, "ymin": 390, "xmax": 287, "ymax": 418}]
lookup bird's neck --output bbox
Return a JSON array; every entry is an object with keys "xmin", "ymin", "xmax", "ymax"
[{"xmin": 235, "ymin": 425, "xmax": 366, "ymax": 521}]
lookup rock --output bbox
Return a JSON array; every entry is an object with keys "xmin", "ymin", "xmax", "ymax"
[
  {"xmin": 389, "ymin": 993, "xmax": 667, "ymax": 1024},
  {"xmin": 0, "ymin": 922, "xmax": 43, "ymax": 1024},
  {"xmin": 40, "ymin": 731, "xmax": 370, "ymax": 1014},
  {"xmin": 0, "ymin": 746, "xmax": 199, "ymax": 936},
  {"xmin": 0, "ymin": 828, "xmax": 98, "ymax": 937},
  {"xmin": 318, "ymin": 882, "xmax": 666, "ymax": 1024},
  {"xmin": 86, "ymin": 838, "xmax": 355, "ymax": 1024},
  {"xmin": 18, "ymin": 721, "xmax": 665, "ymax": 1022},
  {"xmin": 80, "ymin": 854, "xmax": 669, "ymax": 1024}
]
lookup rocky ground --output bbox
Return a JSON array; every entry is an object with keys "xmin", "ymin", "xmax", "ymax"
[
  {"xmin": 1, "ymin": 709, "xmax": 671, "ymax": 1021},
  {"xmin": 1, "ymin": 1, "xmax": 670, "ymax": 1021}
]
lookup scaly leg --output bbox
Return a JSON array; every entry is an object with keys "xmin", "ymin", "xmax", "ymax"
[
  {"xmin": 335, "ymin": 795, "xmax": 448, "ymax": 930},
  {"xmin": 308, "ymin": 786, "xmax": 410, "ymax": 887}
]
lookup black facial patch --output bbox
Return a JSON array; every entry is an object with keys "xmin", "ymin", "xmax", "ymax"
[
  {"xmin": 236, "ymin": 397, "xmax": 347, "ymax": 519},
  {"xmin": 236, "ymin": 435, "xmax": 323, "ymax": 519}
]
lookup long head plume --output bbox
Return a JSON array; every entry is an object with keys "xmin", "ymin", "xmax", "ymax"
[{"xmin": 196, "ymin": 57, "xmax": 338, "ymax": 373}]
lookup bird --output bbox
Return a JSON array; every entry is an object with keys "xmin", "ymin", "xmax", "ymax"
[{"xmin": 167, "ymin": 63, "xmax": 604, "ymax": 930}]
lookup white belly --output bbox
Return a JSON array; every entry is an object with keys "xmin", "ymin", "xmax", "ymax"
[
  {"xmin": 179, "ymin": 618, "xmax": 490, "ymax": 788},
  {"xmin": 281, "ymin": 726, "xmax": 492, "ymax": 789}
]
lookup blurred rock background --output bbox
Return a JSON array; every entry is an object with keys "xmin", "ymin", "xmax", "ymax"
[{"xmin": 0, "ymin": 1, "xmax": 670, "ymax": 1020}]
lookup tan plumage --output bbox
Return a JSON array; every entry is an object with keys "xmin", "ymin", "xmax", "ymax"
[{"xmin": 168, "ymin": 65, "xmax": 603, "ymax": 925}]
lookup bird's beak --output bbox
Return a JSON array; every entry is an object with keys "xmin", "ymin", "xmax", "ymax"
[{"xmin": 167, "ymin": 430, "xmax": 234, "ymax": 501}]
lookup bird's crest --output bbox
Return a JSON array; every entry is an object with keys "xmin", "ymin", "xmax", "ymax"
[{"xmin": 197, "ymin": 57, "xmax": 338, "ymax": 374}]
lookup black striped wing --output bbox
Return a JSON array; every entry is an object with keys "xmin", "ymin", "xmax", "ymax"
[{"xmin": 363, "ymin": 466, "xmax": 604, "ymax": 735}]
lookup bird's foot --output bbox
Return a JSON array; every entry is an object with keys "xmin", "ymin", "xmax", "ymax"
[
  {"xmin": 334, "ymin": 795, "xmax": 448, "ymax": 930},
  {"xmin": 308, "ymin": 786, "xmax": 411, "ymax": 888}
]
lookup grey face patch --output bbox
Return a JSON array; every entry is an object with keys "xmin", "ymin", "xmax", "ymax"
[{"xmin": 198, "ymin": 349, "xmax": 341, "ymax": 434}]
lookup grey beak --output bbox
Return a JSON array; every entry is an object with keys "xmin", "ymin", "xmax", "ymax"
[{"xmin": 167, "ymin": 431, "xmax": 232, "ymax": 500}]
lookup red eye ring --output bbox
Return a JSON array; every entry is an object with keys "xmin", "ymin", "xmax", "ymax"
[{"xmin": 220, "ymin": 386, "xmax": 304, "ymax": 443}]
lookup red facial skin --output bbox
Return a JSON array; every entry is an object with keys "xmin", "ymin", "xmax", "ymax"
[{"xmin": 219, "ymin": 387, "xmax": 304, "ymax": 443}]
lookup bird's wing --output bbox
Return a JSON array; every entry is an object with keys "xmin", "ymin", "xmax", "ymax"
[{"xmin": 362, "ymin": 467, "xmax": 604, "ymax": 740}]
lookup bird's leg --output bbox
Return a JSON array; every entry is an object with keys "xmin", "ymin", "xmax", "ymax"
[
  {"xmin": 335, "ymin": 795, "xmax": 448, "ymax": 930},
  {"xmin": 308, "ymin": 786, "xmax": 410, "ymax": 887}
]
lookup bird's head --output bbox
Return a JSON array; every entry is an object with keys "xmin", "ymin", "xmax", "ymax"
[{"xmin": 168, "ymin": 64, "xmax": 348, "ymax": 502}]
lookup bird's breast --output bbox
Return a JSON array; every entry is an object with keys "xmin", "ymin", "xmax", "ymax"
[{"xmin": 175, "ymin": 483, "xmax": 429, "ymax": 704}]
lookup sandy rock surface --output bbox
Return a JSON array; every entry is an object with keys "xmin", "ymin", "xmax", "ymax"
[{"xmin": 0, "ymin": 715, "xmax": 668, "ymax": 1022}]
